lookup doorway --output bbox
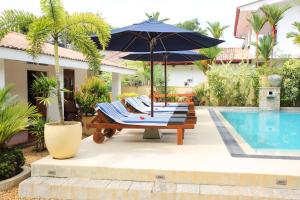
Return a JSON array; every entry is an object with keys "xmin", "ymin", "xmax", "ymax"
[
  {"xmin": 63, "ymin": 69, "xmax": 77, "ymax": 120},
  {"xmin": 27, "ymin": 70, "xmax": 47, "ymax": 117}
]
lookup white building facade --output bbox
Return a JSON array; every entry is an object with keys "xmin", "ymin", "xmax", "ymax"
[
  {"xmin": 0, "ymin": 32, "xmax": 136, "ymax": 121},
  {"xmin": 234, "ymin": 0, "xmax": 300, "ymax": 59}
]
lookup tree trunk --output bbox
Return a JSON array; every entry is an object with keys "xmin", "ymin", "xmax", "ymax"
[{"xmin": 54, "ymin": 41, "xmax": 64, "ymax": 125}]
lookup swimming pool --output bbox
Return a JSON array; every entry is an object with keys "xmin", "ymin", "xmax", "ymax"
[{"xmin": 221, "ymin": 111, "xmax": 300, "ymax": 151}]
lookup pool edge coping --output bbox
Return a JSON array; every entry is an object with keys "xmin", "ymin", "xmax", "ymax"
[{"xmin": 208, "ymin": 108, "xmax": 300, "ymax": 160}]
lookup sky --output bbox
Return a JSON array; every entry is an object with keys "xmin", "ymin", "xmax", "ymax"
[{"xmin": 0, "ymin": 0, "xmax": 254, "ymax": 47}]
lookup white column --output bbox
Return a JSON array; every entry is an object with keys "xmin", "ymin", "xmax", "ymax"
[
  {"xmin": 0, "ymin": 59, "xmax": 5, "ymax": 88},
  {"xmin": 112, "ymin": 72, "xmax": 121, "ymax": 101},
  {"xmin": 47, "ymin": 69, "xmax": 64, "ymax": 121}
]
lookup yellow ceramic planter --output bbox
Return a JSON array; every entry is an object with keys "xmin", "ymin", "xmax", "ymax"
[{"xmin": 45, "ymin": 121, "xmax": 82, "ymax": 159}]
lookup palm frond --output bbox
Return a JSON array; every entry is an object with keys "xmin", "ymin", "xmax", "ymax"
[
  {"xmin": 65, "ymin": 13, "xmax": 110, "ymax": 49},
  {"xmin": 260, "ymin": 4, "xmax": 290, "ymax": 27},
  {"xmin": 256, "ymin": 35, "xmax": 276, "ymax": 65},
  {"xmin": 247, "ymin": 12, "xmax": 266, "ymax": 34},
  {"xmin": 65, "ymin": 29, "xmax": 102, "ymax": 74},
  {"xmin": 40, "ymin": 0, "xmax": 66, "ymax": 29},
  {"xmin": 206, "ymin": 21, "xmax": 229, "ymax": 39},
  {"xmin": 287, "ymin": 22, "xmax": 300, "ymax": 46},
  {"xmin": 0, "ymin": 87, "xmax": 39, "ymax": 147},
  {"xmin": 0, "ymin": 9, "xmax": 36, "ymax": 39},
  {"xmin": 26, "ymin": 17, "xmax": 53, "ymax": 58}
]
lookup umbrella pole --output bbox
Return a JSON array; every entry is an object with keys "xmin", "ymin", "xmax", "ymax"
[
  {"xmin": 164, "ymin": 56, "xmax": 167, "ymax": 107},
  {"xmin": 150, "ymin": 42, "xmax": 154, "ymax": 117}
]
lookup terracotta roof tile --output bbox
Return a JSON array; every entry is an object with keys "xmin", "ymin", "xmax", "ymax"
[{"xmin": 0, "ymin": 32, "xmax": 125, "ymax": 68}]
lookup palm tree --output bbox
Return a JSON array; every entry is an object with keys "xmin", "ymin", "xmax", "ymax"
[
  {"xmin": 195, "ymin": 47, "xmax": 223, "ymax": 74},
  {"xmin": 287, "ymin": 22, "xmax": 300, "ymax": 46},
  {"xmin": 260, "ymin": 4, "xmax": 290, "ymax": 40},
  {"xmin": 247, "ymin": 12, "xmax": 267, "ymax": 66},
  {"xmin": 256, "ymin": 35, "xmax": 276, "ymax": 67},
  {"xmin": 206, "ymin": 21, "xmax": 229, "ymax": 39},
  {"xmin": 0, "ymin": 0, "xmax": 110, "ymax": 125},
  {"xmin": 145, "ymin": 11, "xmax": 169, "ymax": 22}
]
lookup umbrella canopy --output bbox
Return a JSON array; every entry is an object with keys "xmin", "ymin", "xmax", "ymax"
[
  {"xmin": 92, "ymin": 19, "xmax": 224, "ymax": 117},
  {"xmin": 92, "ymin": 20, "xmax": 224, "ymax": 52},
  {"xmin": 121, "ymin": 50, "xmax": 208, "ymax": 106},
  {"xmin": 121, "ymin": 50, "xmax": 208, "ymax": 62}
]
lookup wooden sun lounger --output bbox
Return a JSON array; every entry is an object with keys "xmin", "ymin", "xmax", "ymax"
[
  {"xmin": 87, "ymin": 110, "xmax": 195, "ymax": 145},
  {"xmin": 125, "ymin": 103, "xmax": 197, "ymax": 124}
]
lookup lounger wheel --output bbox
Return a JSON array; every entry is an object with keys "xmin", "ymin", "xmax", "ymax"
[
  {"xmin": 117, "ymin": 128, "xmax": 123, "ymax": 132},
  {"xmin": 93, "ymin": 130, "xmax": 105, "ymax": 144},
  {"xmin": 104, "ymin": 128, "xmax": 116, "ymax": 138}
]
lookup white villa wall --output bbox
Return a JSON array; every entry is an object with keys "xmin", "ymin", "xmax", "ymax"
[
  {"xmin": 4, "ymin": 60, "xmax": 56, "ymax": 101},
  {"xmin": 247, "ymin": 4, "xmax": 300, "ymax": 59},
  {"xmin": 275, "ymin": 5, "xmax": 300, "ymax": 58},
  {"xmin": 4, "ymin": 60, "xmax": 87, "ymax": 121},
  {"xmin": 73, "ymin": 68, "xmax": 88, "ymax": 90},
  {"xmin": 0, "ymin": 59, "xmax": 5, "ymax": 88},
  {"xmin": 167, "ymin": 65, "xmax": 205, "ymax": 87}
]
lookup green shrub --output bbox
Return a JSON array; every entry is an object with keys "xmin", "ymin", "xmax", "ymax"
[
  {"xmin": 0, "ymin": 148, "xmax": 25, "ymax": 180},
  {"xmin": 75, "ymin": 76, "xmax": 110, "ymax": 115},
  {"xmin": 193, "ymin": 84, "xmax": 208, "ymax": 105},
  {"xmin": 155, "ymin": 87, "xmax": 178, "ymax": 102},
  {"xmin": 207, "ymin": 64, "xmax": 259, "ymax": 106},
  {"xmin": 280, "ymin": 59, "xmax": 300, "ymax": 106}
]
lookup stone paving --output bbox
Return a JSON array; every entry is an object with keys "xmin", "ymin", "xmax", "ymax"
[
  {"xmin": 19, "ymin": 177, "xmax": 300, "ymax": 200},
  {"xmin": 18, "ymin": 109, "xmax": 300, "ymax": 199}
]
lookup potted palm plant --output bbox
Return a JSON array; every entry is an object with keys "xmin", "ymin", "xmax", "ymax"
[{"xmin": 0, "ymin": 0, "xmax": 110, "ymax": 159}]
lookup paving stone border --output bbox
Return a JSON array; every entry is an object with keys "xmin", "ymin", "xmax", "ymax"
[
  {"xmin": 0, "ymin": 166, "xmax": 31, "ymax": 191},
  {"xmin": 208, "ymin": 109, "xmax": 300, "ymax": 160},
  {"xmin": 19, "ymin": 177, "xmax": 300, "ymax": 200}
]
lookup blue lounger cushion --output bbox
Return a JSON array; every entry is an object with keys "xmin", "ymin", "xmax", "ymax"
[
  {"xmin": 111, "ymin": 101, "xmax": 187, "ymax": 119},
  {"xmin": 96, "ymin": 103, "xmax": 185, "ymax": 126},
  {"xmin": 126, "ymin": 97, "xmax": 188, "ymax": 114},
  {"xmin": 139, "ymin": 95, "xmax": 189, "ymax": 107}
]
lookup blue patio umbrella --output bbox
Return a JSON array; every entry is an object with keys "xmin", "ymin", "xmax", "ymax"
[
  {"xmin": 121, "ymin": 50, "xmax": 209, "ymax": 106},
  {"xmin": 92, "ymin": 19, "xmax": 224, "ymax": 117}
]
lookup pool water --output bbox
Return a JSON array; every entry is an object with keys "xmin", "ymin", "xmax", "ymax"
[{"xmin": 221, "ymin": 111, "xmax": 300, "ymax": 151}]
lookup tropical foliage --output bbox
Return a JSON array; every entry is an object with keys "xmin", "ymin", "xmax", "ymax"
[
  {"xmin": 194, "ymin": 21, "xmax": 228, "ymax": 73},
  {"xmin": 29, "ymin": 117, "xmax": 48, "ymax": 152},
  {"xmin": 75, "ymin": 76, "xmax": 110, "ymax": 116},
  {"xmin": 260, "ymin": 4, "xmax": 290, "ymax": 39},
  {"xmin": 247, "ymin": 12, "xmax": 267, "ymax": 66},
  {"xmin": 0, "ymin": 0, "xmax": 111, "ymax": 124},
  {"xmin": 0, "ymin": 10, "xmax": 36, "ymax": 37},
  {"xmin": 280, "ymin": 59, "xmax": 300, "ymax": 107},
  {"xmin": 0, "ymin": 86, "xmax": 38, "ymax": 149},
  {"xmin": 31, "ymin": 75, "xmax": 57, "ymax": 105},
  {"xmin": 145, "ymin": 11, "xmax": 169, "ymax": 22},
  {"xmin": 287, "ymin": 22, "xmax": 300, "ymax": 46},
  {"xmin": 176, "ymin": 18, "xmax": 207, "ymax": 35},
  {"xmin": 206, "ymin": 21, "xmax": 229, "ymax": 39},
  {"xmin": 256, "ymin": 35, "xmax": 276, "ymax": 67},
  {"xmin": 207, "ymin": 64, "xmax": 260, "ymax": 106}
]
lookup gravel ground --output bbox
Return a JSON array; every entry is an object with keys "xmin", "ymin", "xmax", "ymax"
[{"xmin": 0, "ymin": 146, "xmax": 49, "ymax": 200}]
